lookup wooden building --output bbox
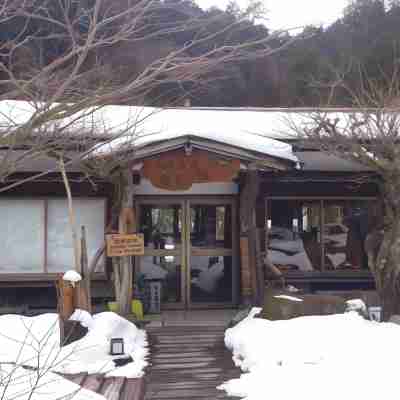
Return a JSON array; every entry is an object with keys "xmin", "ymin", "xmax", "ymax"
[{"xmin": 0, "ymin": 102, "xmax": 378, "ymax": 310}]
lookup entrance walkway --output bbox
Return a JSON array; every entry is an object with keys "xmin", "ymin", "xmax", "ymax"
[
  {"xmin": 144, "ymin": 311, "xmax": 240, "ymax": 399},
  {"xmin": 145, "ymin": 309, "xmax": 237, "ymax": 327}
]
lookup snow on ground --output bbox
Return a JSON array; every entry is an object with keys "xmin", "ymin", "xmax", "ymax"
[
  {"xmin": 0, "ymin": 365, "xmax": 104, "ymax": 400},
  {"xmin": 57, "ymin": 310, "xmax": 148, "ymax": 378},
  {"xmin": 0, "ymin": 311, "xmax": 148, "ymax": 400},
  {"xmin": 219, "ymin": 308, "xmax": 400, "ymax": 400}
]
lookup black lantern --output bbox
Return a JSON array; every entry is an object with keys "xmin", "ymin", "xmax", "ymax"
[{"xmin": 110, "ymin": 338, "xmax": 125, "ymax": 355}]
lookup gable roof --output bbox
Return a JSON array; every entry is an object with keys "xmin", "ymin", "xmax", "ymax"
[
  {"xmin": 0, "ymin": 101, "xmax": 299, "ymax": 165},
  {"xmin": 0, "ymin": 100, "xmax": 378, "ymax": 172}
]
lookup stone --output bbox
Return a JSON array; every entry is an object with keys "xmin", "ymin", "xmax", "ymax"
[
  {"xmin": 389, "ymin": 315, "xmax": 400, "ymax": 325},
  {"xmin": 228, "ymin": 306, "xmax": 252, "ymax": 327},
  {"xmin": 62, "ymin": 320, "xmax": 88, "ymax": 346},
  {"xmin": 262, "ymin": 289, "xmax": 346, "ymax": 320}
]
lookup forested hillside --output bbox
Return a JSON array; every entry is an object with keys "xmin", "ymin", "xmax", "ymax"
[{"xmin": 0, "ymin": 0, "xmax": 398, "ymax": 107}]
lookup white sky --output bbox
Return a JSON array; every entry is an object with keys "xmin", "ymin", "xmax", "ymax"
[{"xmin": 195, "ymin": 0, "xmax": 350, "ymax": 31}]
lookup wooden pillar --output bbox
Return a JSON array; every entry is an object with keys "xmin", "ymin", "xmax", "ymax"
[
  {"xmin": 116, "ymin": 169, "xmax": 137, "ymax": 315},
  {"xmin": 239, "ymin": 168, "xmax": 264, "ymax": 305},
  {"xmin": 240, "ymin": 236, "xmax": 252, "ymax": 303}
]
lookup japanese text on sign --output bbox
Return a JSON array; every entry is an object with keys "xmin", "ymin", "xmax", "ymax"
[{"xmin": 106, "ymin": 234, "xmax": 144, "ymax": 257}]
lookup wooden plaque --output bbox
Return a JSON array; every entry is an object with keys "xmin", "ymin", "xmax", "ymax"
[
  {"xmin": 143, "ymin": 149, "xmax": 240, "ymax": 191},
  {"xmin": 106, "ymin": 234, "xmax": 144, "ymax": 257}
]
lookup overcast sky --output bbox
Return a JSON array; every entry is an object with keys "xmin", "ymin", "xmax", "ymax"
[{"xmin": 195, "ymin": 0, "xmax": 350, "ymax": 31}]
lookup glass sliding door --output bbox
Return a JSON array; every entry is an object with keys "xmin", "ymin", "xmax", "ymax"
[
  {"xmin": 187, "ymin": 199, "xmax": 238, "ymax": 307},
  {"xmin": 137, "ymin": 197, "xmax": 238, "ymax": 309},
  {"xmin": 138, "ymin": 200, "xmax": 185, "ymax": 308}
]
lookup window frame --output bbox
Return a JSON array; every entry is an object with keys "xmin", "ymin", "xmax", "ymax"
[
  {"xmin": 0, "ymin": 197, "xmax": 107, "ymax": 277},
  {"xmin": 265, "ymin": 196, "xmax": 377, "ymax": 273}
]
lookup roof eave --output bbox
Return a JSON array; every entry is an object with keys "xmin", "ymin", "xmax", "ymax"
[{"xmin": 132, "ymin": 135, "xmax": 295, "ymax": 171}]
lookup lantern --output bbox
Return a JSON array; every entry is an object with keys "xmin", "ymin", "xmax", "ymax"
[{"xmin": 110, "ymin": 338, "xmax": 124, "ymax": 355}]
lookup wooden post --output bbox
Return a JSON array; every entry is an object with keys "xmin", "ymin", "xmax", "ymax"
[
  {"xmin": 116, "ymin": 169, "xmax": 137, "ymax": 315},
  {"xmin": 255, "ymin": 227, "xmax": 265, "ymax": 306},
  {"xmin": 240, "ymin": 237, "xmax": 253, "ymax": 301},
  {"xmin": 79, "ymin": 225, "xmax": 92, "ymax": 312},
  {"xmin": 57, "ymin": 278, "xmax": 75, "ymax": 321},
  {"xmin": 239, "ymin": 168, "xmax": 262, "ymax": 305},
  {"xmin": 57, "ymin": 277, "xmax": 75, "ymax": 345}
]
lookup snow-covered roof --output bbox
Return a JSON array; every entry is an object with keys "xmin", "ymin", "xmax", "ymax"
[
  {"xmin": 0, "ymin": 100, "xmax": 380, "ymax": 168},
  {"xmin": 296, "ymin": 151, "xmax": 372, "ymax": 172},
  {"xmin": 0, "ymin": 100, "xmax": 303, "ymax": 164}
]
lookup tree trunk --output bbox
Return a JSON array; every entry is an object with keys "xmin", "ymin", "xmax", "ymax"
[
  {"xmin": 380, "ymin": 285, "xmax": 400, "ymax": 321},
  {"xmin": 366, "ymin": 213, "xmax": 400, "ymax": 321},
  {"xmin": 59, "ymin": 157, "xmax": 80, "ymax": 272}
]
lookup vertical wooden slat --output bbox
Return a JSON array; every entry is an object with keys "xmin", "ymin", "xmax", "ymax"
[
  {"xmin": 185, "ymin": 199, "xmax": 190, "ymax": 309},
  {"xmin": 255, "ymin": 228, "xmax": 265, "ymax": 305},
  {"xmin": 231, "ymin": 199, "xmax": 239, "ymax": 305},
  {"xmin": 320, "ymin": 199, "xmax": 325, "ymax": 271},
  {"xmin": 44, "ymin": 199, "xmax": 48, "ymax": 273},
  {"xmin": 240, "ymin": 237, "xmax": 252, "ymax": 300}
]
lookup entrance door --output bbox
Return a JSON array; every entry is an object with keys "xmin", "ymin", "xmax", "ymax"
[{"xmin": 137, "ymin": 198, "xmax": 238, "ymax": 309}]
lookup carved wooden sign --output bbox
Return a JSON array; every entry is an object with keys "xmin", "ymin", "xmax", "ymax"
[
  {"xmin": 143, "ymin": 149, "xmax": 240, "ymax": 191},
  {"xmin": 106, "ymin": 234, "xmax": 144, "ymax": 257}
]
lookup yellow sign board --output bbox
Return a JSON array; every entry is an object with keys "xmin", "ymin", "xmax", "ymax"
[{"xmin": 106, "ymin": 234, "xmax": 144, "ymax": 257}]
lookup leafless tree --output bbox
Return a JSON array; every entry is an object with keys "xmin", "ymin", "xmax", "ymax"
[
  {"xmin": 0, "ymin": 0, "xmax": 305, "ymax": 314},
  {"xmin": 0, "ymin": 0, "xmax": 303, "ymax": 180},
  {"xmin": 289, "ymin": 66, "xmax": 400, "ymax": 320}
]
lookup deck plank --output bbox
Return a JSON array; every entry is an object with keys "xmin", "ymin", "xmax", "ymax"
[
  {"xmin": 82, "ymin": 374, "xmax": 103, "ymax": 393},
  {"xmin": 100, "ymin": 377, "xmax": 126, "ymax": 400},
  {"xmin": 145, "ymin": 326, "xmax": 240, "ymax": 400}
]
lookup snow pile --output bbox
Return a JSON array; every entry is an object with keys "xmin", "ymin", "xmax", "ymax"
[
  {"xmin": 274, "ymin": 295, "xmax": 303, "ymax": 302},
  {"xmin": 345, "ymin": 298, "xmax": 367, "ymax": 314},
  {"xmin": 63, "ymin": 270, "xmax": 82, "ymax": 286},
  {"xmin": 0, "ymin": 365, "xmax": 104, "ymax": 400},
  {"xmin": 56, "ymin": 310, "xmax": 148, "ymax": 378},
  {"xmin": 0, "ymin": 313, "xmax": 60, "ymax": 369},
  {"xmin": 0, "ymin": 311, "xmax": 148, "ymax": 400},
  {"xmin": 219, "ymin": 308, "xmax": 400, "ymax": 400}
]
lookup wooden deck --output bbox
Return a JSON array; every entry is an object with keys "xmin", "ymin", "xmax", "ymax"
[
  {"xmin": 144, "ymin": 325, "xmax": 240, "ymax": 400},
  {"xmin": 64, "ymin": 373, "xmax": 145, "ymax": 400}
]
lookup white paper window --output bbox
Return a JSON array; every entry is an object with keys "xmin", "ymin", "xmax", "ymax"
[
  {"xmin": 47, "ymin": 198, "xmax": 105, "ymax": 272},
  {"xmin": 0, "ymin": 200, "xmax": 44, "ymax": 272}
]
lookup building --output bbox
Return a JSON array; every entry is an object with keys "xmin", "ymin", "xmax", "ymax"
[{"xmin": 0, "ymin": 101, "xmax": 378, "ymax": 310}]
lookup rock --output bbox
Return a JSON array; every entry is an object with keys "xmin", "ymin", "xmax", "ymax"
[
  {"xmin": 345, "ymin": 299, "xmax": 368, "ymax": 318},
  {"xmin": 114, "ymin": 356, "xmax": 133, "ymax": 367},
  {"xmin": 262, "ymin": 289, "xmax": 346, "ymax": 320},
  {"xmin": 389, "ymin": 315, "xmax": 400, "ymax": 325},
  {"xmin": 62, "ymin": 320, "xmax": 88, "ymax": 346},
  {"xmin": 228, "ymin": 306, "xmax": 252, "ymax": 327}
]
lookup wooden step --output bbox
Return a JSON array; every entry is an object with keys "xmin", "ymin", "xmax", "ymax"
[{"xmin": 145, "ymin": 325, "xmax": 239, "ymax": 400}]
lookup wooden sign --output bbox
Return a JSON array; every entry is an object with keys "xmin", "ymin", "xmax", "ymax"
[
  {"xmin": 106, "ymin": 234, "xmax": 144, "ymax": 257},
  {"xmin": 143, "ymin": 149, "xmax": 240, "ymax": 191}
]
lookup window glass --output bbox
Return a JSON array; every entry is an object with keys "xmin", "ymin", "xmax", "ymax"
[
  {"xmin": 140, "ymin": 205, "xmax": 182, "ymax": 250},
  {"xmin": 190, "ymin": 204, "xmax": 232, "ymax": 248},
  {"xmin": 324, "ymin": 201, "xmax": 369, "ymax": 270},
  {"xmin": 190, "ymin": 255, "xmax": 232, "ymax": 303},
  {"xmin": 266, "ymin": 199, "xmax": 372, "ymax": 272},
  {"xmin": 140, "ymin": 256, "xmax": 182, "ymax": 303},
  {"xmin": 47, "ymin": 198, "xmax": 105, "ymax": 272},
  {"xmin": 267, "ymin": 200, "xmax": 321, "ymax": 272},
  {"xmin": 0, "ymin": 200, "xmax": 44, "ymax": 272}
]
